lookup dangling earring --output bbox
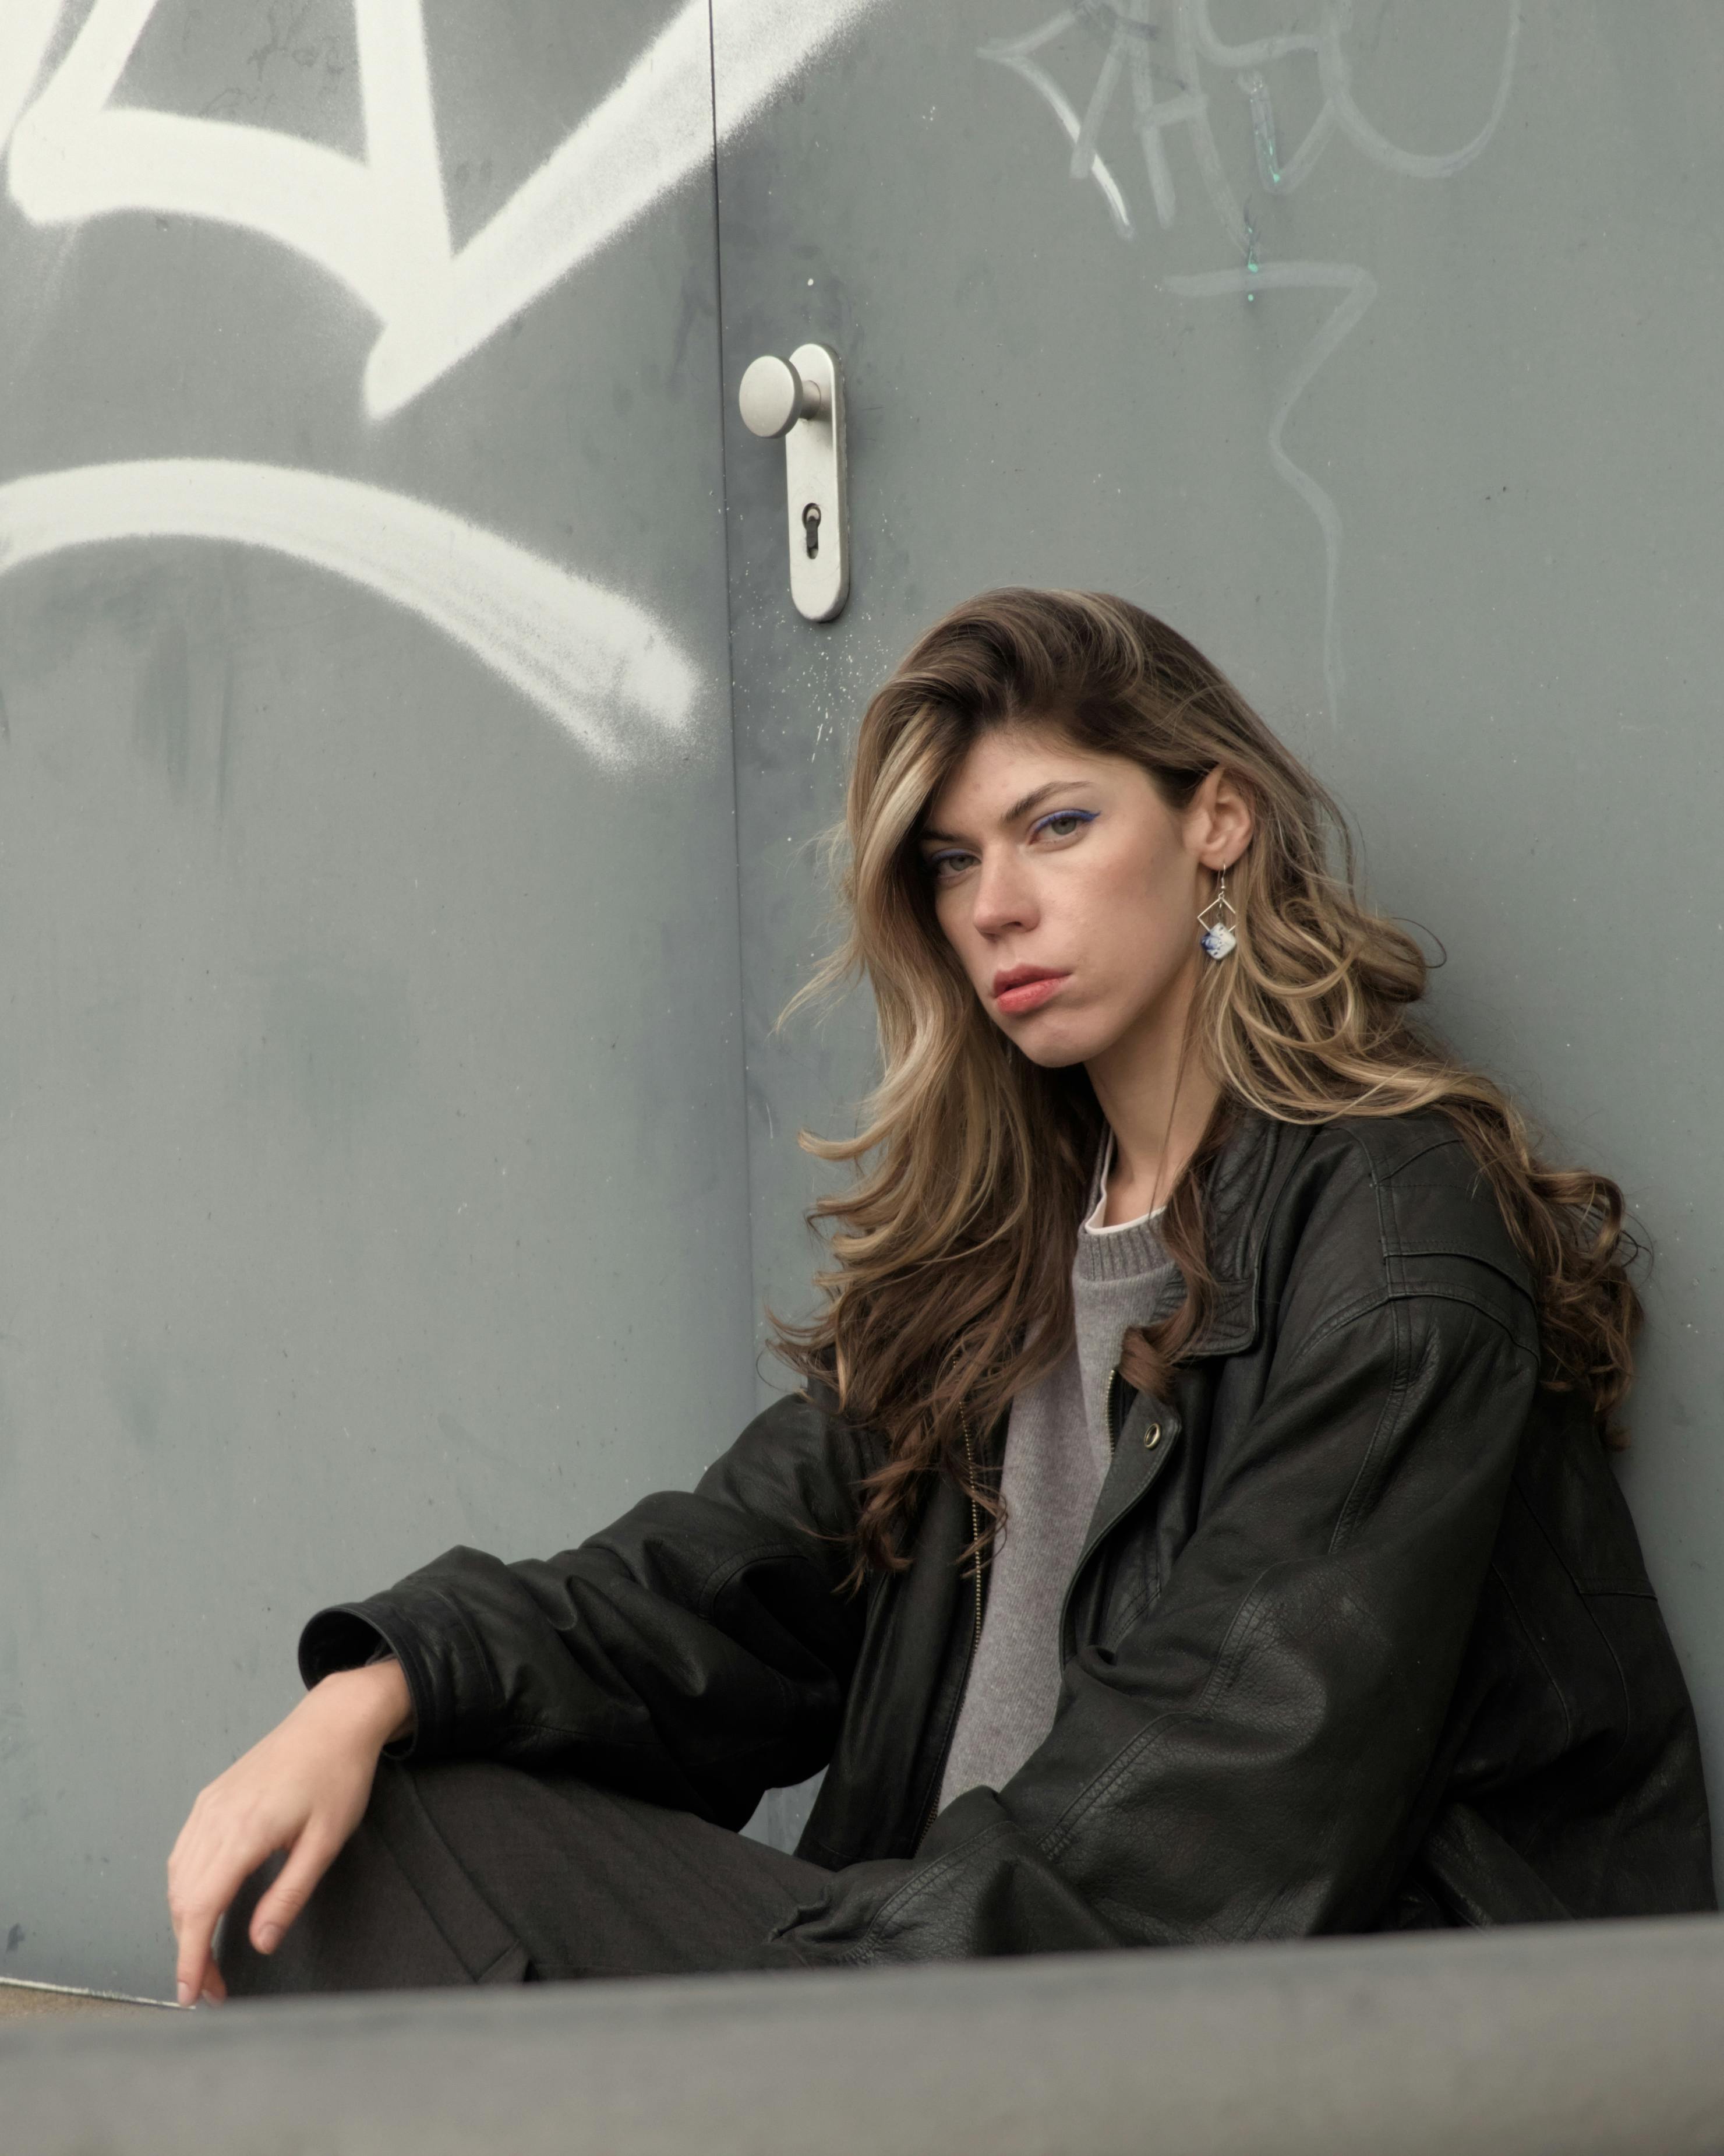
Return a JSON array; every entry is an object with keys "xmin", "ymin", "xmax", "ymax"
[{"xmin": 1198, "ymin": 863, "xmax": 1237, "ymax": 961}]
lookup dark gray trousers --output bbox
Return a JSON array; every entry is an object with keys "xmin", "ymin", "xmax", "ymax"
[{"xmin": 220, "ymin": 1760, "xmax": 831, "ymax": 1993}]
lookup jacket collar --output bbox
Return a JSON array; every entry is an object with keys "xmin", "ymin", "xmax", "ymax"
[{"xmin": 1189, "ymin": 1107, "xmax": 1309, "ymax": 1356}]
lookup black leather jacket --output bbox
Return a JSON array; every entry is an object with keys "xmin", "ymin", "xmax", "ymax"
[{"xmin": 302, "ymin": 1108, "xmax": 1715, "ymax": 1961}]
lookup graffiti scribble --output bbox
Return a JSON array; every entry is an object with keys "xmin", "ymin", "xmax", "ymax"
[{"xmin": 981, "ymin": 0, "xmax": 1522, "ymax": 720}]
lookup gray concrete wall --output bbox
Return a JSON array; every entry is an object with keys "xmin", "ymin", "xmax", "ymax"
[{"xmin": 716, "ymin": 0, "xmax": 1724, "ymax": 1864}]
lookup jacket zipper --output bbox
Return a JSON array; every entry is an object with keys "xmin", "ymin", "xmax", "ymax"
[
  {"xmin": 914, "ymin": 1405, "xmax": 985, "ymax": 1850},
  {"xmin": 1105, "ymin": 1364, "xmax": 1126, "ymax": 1455}
]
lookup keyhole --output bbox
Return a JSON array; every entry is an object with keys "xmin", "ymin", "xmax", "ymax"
[{"xmin": 801, "ymin": 502, "xmax": 822, "ymax": 557}]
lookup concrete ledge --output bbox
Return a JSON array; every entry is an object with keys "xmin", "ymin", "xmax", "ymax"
[{"xmin": 3, "ymin": 1915, "xmax": 1722, "ymax": 2156}]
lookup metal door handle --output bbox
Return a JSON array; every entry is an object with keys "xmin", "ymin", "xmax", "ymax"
[
  {"xmin": 738, "ymin": 344, "xmax": 849, "ymax": 622},
  {"xmin": 739, "ymin": 354, "xmax": 825, "ymax": 437}
]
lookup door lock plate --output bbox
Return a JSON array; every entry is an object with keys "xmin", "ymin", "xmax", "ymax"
[{"xmin": 739, "ymin": 343, "xmax": 849, "ymax": 622}]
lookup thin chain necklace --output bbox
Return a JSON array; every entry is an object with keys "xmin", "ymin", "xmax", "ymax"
[{"xmin": 1140, "ymin": 1008, "xmax": 1196, "ymax": 1219}]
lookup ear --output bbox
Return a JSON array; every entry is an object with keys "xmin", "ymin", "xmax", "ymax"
[{"xmin": 1184, "ymin": 767, "xmax": 1254, "ymax": 873}]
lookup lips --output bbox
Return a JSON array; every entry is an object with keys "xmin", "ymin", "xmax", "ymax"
[{"xmin": 991, "ymin": 966, "xmax": 1071, "ymax": 1016}]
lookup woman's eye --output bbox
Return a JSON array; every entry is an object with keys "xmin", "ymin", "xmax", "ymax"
[
  {"xmin": 925, "ymin": 851, "xmax": 974, "ymax": 881},
  {"xmin": 1033, "ymin": 810, "xmax": 1096, "ymax": 842}
]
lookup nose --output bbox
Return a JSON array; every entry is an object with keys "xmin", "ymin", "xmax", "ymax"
[{"xmin": 969, "ymin": 845, "xmax": 1039, "ymax": 938}]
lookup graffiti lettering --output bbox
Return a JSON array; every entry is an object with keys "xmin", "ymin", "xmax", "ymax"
[
  {"xmin": 0, "ymin": 1, "xmax": 886, "ymax": 753},
  {"xmin": 981, "ymin": 0, "xmax": 1521, "ymax": 721},
  {"xmin": 4, "ymin": 0, "xmax": 886, "ymax": 421}
]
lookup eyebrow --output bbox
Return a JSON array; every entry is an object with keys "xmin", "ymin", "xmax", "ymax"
[{"xmin": 919, "ymin": 780, "xmax": 1093, "ymax": 847}]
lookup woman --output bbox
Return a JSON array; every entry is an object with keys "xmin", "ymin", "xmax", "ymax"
[{"xmin": 169, "ymin": 588, "xmax": 1714, "ymax": 2002}]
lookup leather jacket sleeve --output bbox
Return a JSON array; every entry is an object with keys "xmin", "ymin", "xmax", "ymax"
[
  {"xmin": 776, "ymin": 1269, "xmax": 1541, "ymax": 1962},
  {"xmin": 298, "ymin": 1389, "xmax": 872, "ymax": 1829}
]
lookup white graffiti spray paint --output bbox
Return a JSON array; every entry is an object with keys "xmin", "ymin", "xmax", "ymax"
[
  {"xmin": 0, "ymin": 0, "xmax": 60, "ymax": 158},
  {"xmin": 981, "ymin": 12, "xmax": 1136, "ymax": 237},
  {"xmin": 1161, "ymin": 260, "xmax": 1376, "ymax": 721},
  {"xmin": 0, "ymin": 0, "xmax": 885, "ymax": 756},
  {"xmin": 5, "ymin": 0, "xmax": 888, "ymax": 422},
  {"xmin": 0, "ymin": 461, "xmax": 701, "ymax": 765},
  {"xmin": 980, "ymin": 0, "xmax": 1521, "ymax": 721}
]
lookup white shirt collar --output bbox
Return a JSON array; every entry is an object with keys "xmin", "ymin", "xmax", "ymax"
[{"xmin": 1083, "ymin": 1126, "xmax": 1168, "ymax": 1236}]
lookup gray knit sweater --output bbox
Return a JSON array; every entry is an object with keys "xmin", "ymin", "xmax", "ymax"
[{"xmin": 935, "ymin": 1146, "xmax": 1179, "ymax": 1813}]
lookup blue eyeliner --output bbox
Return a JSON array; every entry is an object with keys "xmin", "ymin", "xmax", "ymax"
[
  {"xmin": 924, "ymin": 807, "xmax": 1097, "ymax": 880},
  {"xmin": 1027, "ymin": 807, "xmax": 1098, "ymax": 839}
]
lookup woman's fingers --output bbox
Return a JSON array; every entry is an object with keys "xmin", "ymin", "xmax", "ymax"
[
  {"xmin": 164, "ymin": 1671, "xmax": 400, "ymax": 2002},
  {"xmin": 168, "ymin": 1805, "xmax": 216, "ymax": 2003},
  {"xmin": 169, "ymin": 1812, "xmax": 329, "ymax": 2000},
  {"xmin": 169, "ymin": 1808, "xmax": 270, "ymax": 2003},
  {"xmin": 248, "ymin": 1827, "xmax": 340, "ymax": 1955},
  {"xmin": 168, "ymin": 1787, "xmax": 305, "ymax": 2003},
  {"xmin": 171, "ymin": 1878, "xmax": 226, "ymax": 2006}
]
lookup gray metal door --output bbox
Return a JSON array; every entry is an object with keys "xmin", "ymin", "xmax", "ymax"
[
  {"xmin": 0, "ymin": 0, "xmax": 764, "ymax": 1995},
  {"xmin": 715, "ymin": 0, "xmax": 1724, "ymax": 1869}
]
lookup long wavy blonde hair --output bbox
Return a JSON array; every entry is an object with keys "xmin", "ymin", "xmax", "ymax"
[{"xmin": 773, "ymin": 589, "xmax": 1640, "ymax": 1576}]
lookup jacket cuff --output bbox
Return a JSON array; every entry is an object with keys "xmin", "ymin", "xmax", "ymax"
[{"xmin": 298, "ymin": 1597, "xmax": 451, "ymax": 1761}]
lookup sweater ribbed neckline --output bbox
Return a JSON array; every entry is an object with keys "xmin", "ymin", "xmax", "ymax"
[
  {"xmin": 1075, "ymin": 1209, "xmax": 1170, "ymax": 1284},
  {"xmin": 1075, "ymin": 1127, "xmax": 1172, "ymax": 1285}
]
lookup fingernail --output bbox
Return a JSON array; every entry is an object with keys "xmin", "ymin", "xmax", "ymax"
[
  {"xmin": 200, "ymin": 1987, "xmax": 225, "ymax": 2007},
  {"xmin": 176, "ymin": 1981, "xmax": 192, "ymax": 2006},
  {"xmin": 257, "ymin": 1923, "xmax": 281, "ymax": 1954}
]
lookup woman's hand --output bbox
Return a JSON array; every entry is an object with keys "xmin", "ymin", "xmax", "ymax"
[{"xmin": 166, "ymin": 1660, "xmax": 414, "ymax": 2006}]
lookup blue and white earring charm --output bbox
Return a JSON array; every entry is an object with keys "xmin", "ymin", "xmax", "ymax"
[{"xmin": 1198, "ymin": 863, "xmax": 1237, "ymax": 961}]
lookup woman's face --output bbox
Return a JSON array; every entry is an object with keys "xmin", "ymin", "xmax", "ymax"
[{"xmin": 919, "ymin": 722, "xmax": 1247, "ymax": 1070}]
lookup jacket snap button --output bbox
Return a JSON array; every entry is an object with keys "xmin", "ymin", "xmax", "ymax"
[{"xmin": 1144, "ymin": 1423, "xmax": 1161, "ymax": 1449}]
